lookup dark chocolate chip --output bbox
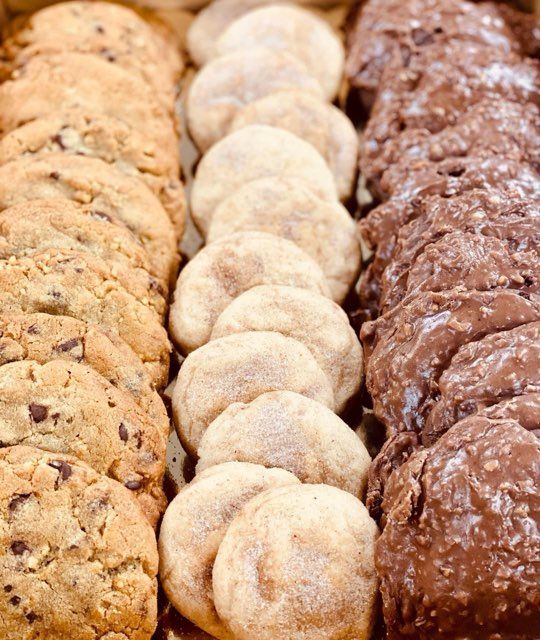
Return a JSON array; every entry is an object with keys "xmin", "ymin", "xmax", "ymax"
[
  {"xmin": 27, "ymin": 324, "xmax": 39, "ymax": 335},
  {"xmin": 95, "ymin": 24, "xmax": 105, "ymax": 34},
  {"xmin": 124, "ymin": 480, "xmax": 141, "ymax": 490},
  {"xmin": 29, "ymin": 404, "xmax": 48, "ymax": 423},
  {"xmin": 4, "ymin": 585, "xmax": 13, "ymax": 592},
  {"xmin": 100, "ymin": 48, "xmax": 117, "ymax": 62},
  {"xmin": 10, "ymin": 541, "xmax": 29, "ymax": 555},
  {"xmin": 56, "ymin": 338, "xmax": 81, "ymax": 352},
  {"xmin": 26, "ymin": 612, "xmax": 39, "ymax": 623},
  {"xmin": 9, "ymin": 494, "xmax": 31, "ymax": 513},
  {"xmin": 49, "ymin": 171, "xmax": 60, "ymax": 180},
  {"xmin": 9, "ymin": 596, "xmax": 21, "ymax": 606},
  {"xmin": 48, "ymin": 460, "xmax": 72, "ymax": 481},
  {"xmin": 119, "ymin": 423, "xmax": 129, "ymax": 442},
  {"xmin": 51, "ymin": 133, "xmax": 67, "ymax": 150}
]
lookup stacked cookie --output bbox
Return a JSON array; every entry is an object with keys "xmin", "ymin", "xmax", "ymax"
[
  {"xmin": 160, "ymin": 4, "xmax": 379, "ymax": 638},
  {"xmin": 0, "ymin": 2, "xmax": 184, "ymax": 638},
  {"xmin": 346, "ymin": 0, "xmax": 540, "ymax": 637}
]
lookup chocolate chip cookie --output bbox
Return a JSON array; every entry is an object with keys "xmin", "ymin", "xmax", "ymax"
[
  {"xmin": 0, "ymin": 154, "xmax": 179, "ymax": 287},
  {"xmin": 0, "ymin": 445, "xmax": 158, "ymax": 639},
  {"xmin": 0, "ymin": 110, "xmax": 186, "ymax": 237},
  {"xmin": 0, "ymin": 359, "xmax": 166, "ymax": 525},
  {"xmin": 0, "ymin": 250, "xmax": 171, "ymax": 388}
]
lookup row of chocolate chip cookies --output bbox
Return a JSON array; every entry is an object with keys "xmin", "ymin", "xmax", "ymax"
[
  {"xmin": 0, "ymin": 2, "xmax": 185, "ymax": 638},
  {"xmin": 346, "ymin": 0, "xmax": 540, "ymax": 637},
  {"xmin": 158, "ymin": 4, "xmax": 381, "ymax": 640}
]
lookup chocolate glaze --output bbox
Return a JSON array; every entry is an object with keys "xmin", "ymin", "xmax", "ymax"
[
  {"xmin": 377, "ymin": 417, "xmax": 540, "ymax": 639},
  {"xmin": 379, "ymin": 192, "xmax": 540, "ymax": 310},
  {"xmin": 424, "ymin": 322, "xmax": 540, "ymax": 445},
  {"xmin": 363, "ymin": 41, "xmax": 540, "ymax": 170},
  {"xmin": 478, "ymin": 392, "xmax": 540, "ymax": 437},
  {"xmin": 366, "ymin": 99, "xmax": 540, "ymax": 198},
  {"xmin": 362, "ymin": 289, "xmax": 540, "ymax": 435}
]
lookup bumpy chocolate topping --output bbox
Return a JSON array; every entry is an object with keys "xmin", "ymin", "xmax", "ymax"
[
  {"xmin": 424, "ymin": 322, "xmax": 540, "ymax": 445},
  {"xmin": 362, "ymin": 289, "xmax": 540, "ymax": 435},
  {"xmin": 345, "ymin": 0, "xmax": 524, "ymax": 106},
  {"xmin": 377, "ymin": 417, "xmax": 540, "ymax": 639},
  {"xmin": 379, "ymin": 191, "xmax": 540, "ymax": 310},
  {"xmin": 365, "ymin": 99, "xmax": 540, "ymax": 197},
  {"xmin": 363, "ymin": 40, "xmax": 540, "ymax": 167},
  {"xmin": 478, "ymin": 393, "xmax": 540, "ymax": 437}
]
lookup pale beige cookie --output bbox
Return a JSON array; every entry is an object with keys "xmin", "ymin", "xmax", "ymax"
[
  {"xmin": 0, "ymin": 445, "xmax": 158, "ymax": 640},
  {"xmin": 1, "ymin": 0, "xmax": 182, "ymax": 107},
  {"xmin": 211, "ymin": 285, "xmax": 363, "ymax": 412},
  {"xmin": 0, "ymin": 110, "xmax": 186, "ymax": 237},
  {"xmin": 172, "ymin": 331, "xmax": 335, "ymax": 457},
  {"xmin": 0, "ymin": 250, "xmax": 171, "ymax": 388},
  {"xmin": 0, "ymin": 53, "xmax": 179, "ymax": 163},
  {"xmin": 215, "ymin": 5, "xmax": 344, "ymax": 100},
  {"xmin": 0, "ymin": 313, "xmax": 168, "ymax": 435},
  {"xmin": 0, "ymin": 154, "xmax": 178, "ymax": 287},
  {"xmin": 159, "ymin": 462, "xmax": 299, "ymax": 639},
  {"xmin": 197, "ymin": 391, "xmax": 371, "ymax": 496},
  {"xmin": 191, "ymin": 125, "xmax": 337, "ymax": 236},
  {"xmin": 186, "ymin": 49, "xmax": 322, "ymax": 151},
  {"xmin": 0, "ymin": 360, "xmax": 166, "ymax": 525},
  {"xmin": 213, "ymin": 483, "xmax": 379, "ymax": 640},
  {"xmin": 0, "ymin": 200, "xmax": 167, "ymax": 315},
  {"xmin": 231, "ymin": 91, "xmax": 358, "ymax": 200},
  {"xmin": 169, "ymin": 232, "xmax": 331, "ymax": 354},
  {"xmin": 207, "ymin": 178, "xmax": 360, "ymax": 301}
]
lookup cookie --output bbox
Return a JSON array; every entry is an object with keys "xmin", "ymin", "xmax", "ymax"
[
  {"xmin": 0, "ymin": 312, "xmax": 168, "ymax": 433},
  {"xmin": 172, "ymin": 331, "xmax": 335, "ymax": 457},
  {"xmin": 212, "ymin": 483, "xmax": 379, "ymax": 640},
  {"xmin": 0, "ymin": 110, "xmax": 186, "ymax": 237},
  {"xmin": 0, "ymin": 359, "xmax": 166, "ymax": 524},
  {"xmin": 0, "ymin": 250, "xmax": 171, "ymax": 388},
  {"xmin": 0, "ymin": 53, "xmax": 179, "ymax": 163},
  {"xmin": 206, "ymin": 177, "xmax": 359, "ymax": 302},
  {"xmin": 0, "ymin": 200, "xmax": 167, "ymax": 314},
  {"xmin": 211, "ymin": 285, "xmax": 363, "ymax": 412},
  {"xmin": 231, "ymin": 91, "xmax": 357, "ymax": 200},
  {"xmin": 191, "ymin": 125, "xmax": 337, "ymax": 236},
  {"xmin": 186, "ymin": 49, "xmax": 322, "ymax": 151},
  {"xmin": 214, "ymin": 6, "xmax": 344, "ymax": 101},
  {"xmin": 0, "ymin": 445, "xmax": 158, "ymax": 639},
  {"xmin": 197, "ymin": 391, "xmax": 371, "ymax": 496},
  {"xmin": 1, "ymin": 0, "xmax": 182, "ymax": 108},
  {"xmin": 169, "ymin": 232, "xmax": 331, "ymax": 354},
  {"xmin": 159, "ymin": 462, "xmax": 299, "ymax": 639},
  {"xmin": 0, "ymin": 154, "xmax": 178, "ymax": 287}
]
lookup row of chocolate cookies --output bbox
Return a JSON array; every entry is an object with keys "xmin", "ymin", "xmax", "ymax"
[
  {"xmin": 158, "ymin": 4, "xmax": 381, "ymax": 639},
  {"xmin": 0, "ymin": 2, "xmax": 185, "ymax": 638},
  {"xmin": 346, "ymin": 0, "xmax": 540, "ymax": 638}
]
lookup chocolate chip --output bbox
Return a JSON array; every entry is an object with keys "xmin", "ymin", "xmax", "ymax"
[
  {"xmin": 56, "ymin": 338, "xmax": 80, "ymax": 353},
  {"xmin": 10, "ymin": 541, "xmax": 29, "ymax": 555},
  {"xmin": 124, "ymin": 480, "xmax": 141, "ymax": 490},
  {"xmin": 49, "ymin": 171, "xmax": 60, "ymax": 180},
  {"xmin": 4, "ymin": 585, "xmax": 13, "ymax": 592},
  {"xmin": 119, "ymin": 423, "xmax": 129, "ymax": 442},
  {"xmin": 51, "ymin": 133, "xmax": 67, "ymax": 150},
  {"xmin": 9, "ymin": 494, "xmax": 31, "ymax": 513},
  {"xmin": 95, "ymin": 24, "xmax": 105, "ymax": 34},
  {"xmin": 100, "ymin": 47, "xmax": 117, "ymax": 62},
  {"xmin": 26, "ymin": 612, "xmax": 39, "ymax": 623},
  {"xmin": 27, "ymin": 324, "xmax": 39, "ymax": 335},
  {"xmin": 9, "ymin": 596, "xmax": 21, "ymax": 606},
  {"xmin": 48, "ymin": 460, "xmax": 72, "ymax": 481},
  {"xmin": 29, "ymin": 404, "xmax": 48, "ymax": 423}
]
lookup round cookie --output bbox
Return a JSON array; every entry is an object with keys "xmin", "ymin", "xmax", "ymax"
[
  {"xmin": 172, "ymin": 331, "xmax": 335, "ymax": 457},
  {"xmin": 207, "ymin": 178, "xmax": 360, "ymax": 301},
  {"xmin": 231, "ymin": 92, "xmax": 358, "ymax": 200},
  {"xmin": 0, "ymin": 250, "xmax": 171, "ymax": 388},
  {"xmin": 0, "ymin": 200, "xmax": 166, "ymax": 315},
  {"xmin": 0, "ymin": 53, "xmax": 178, "ymax": 163},
  {"xmin": 0, "ymin": 110, "xmax": 186, "ymax": 237},
  {"xmin": 213, "ymin": 483, "xmax": 379, "ymax": 640},
  {"xmin": 191, "ymin": 125, "xmax": 338, "ymax": 236},
  {"xmin": 186, "ymin": 49, "xmax": 322, "ymax": 151},
  {"xmin": 212, "ymin": 285, "xmax": 363, "ymax": 412},
  {"xmin": 0, "ymin": 154, "xmax": 178, "ymax": 287},
  {"xmin": 197, "ymin": 391, "xmax": 371, "ymax": 496},
  {"xmin": 169, "ymin": 232, "xmax": 331, "ymax": 354},
  {"xmin": 0, "ymin": 312, "xmax": 168, "ymax": 434},
  {"xmin": 159, "ymin": 462, "xmax": 299, "ymax": 639},
  {"xmin": 214, "ymin": 5, "xmax": 344, "ymax": 101},
  {"xmin": 0, "ymin": 360, "xmax": 166, "ymax": 525},
  {"xmin": 1, "ymin": 0, "xmax": 182, "ymax": 107},
  {"xmin": 0, "ymin": 445, "xmax": 158, "ymax": 640}
]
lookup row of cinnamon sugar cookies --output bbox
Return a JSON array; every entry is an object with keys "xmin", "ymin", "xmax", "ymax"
[
  {"xmin": 0, "ymin": 2, "xmax": 185, "ymax": 638},
  {"xmin": 160, "ymin": 4, "xmax": 380, "ymax": 639}
]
